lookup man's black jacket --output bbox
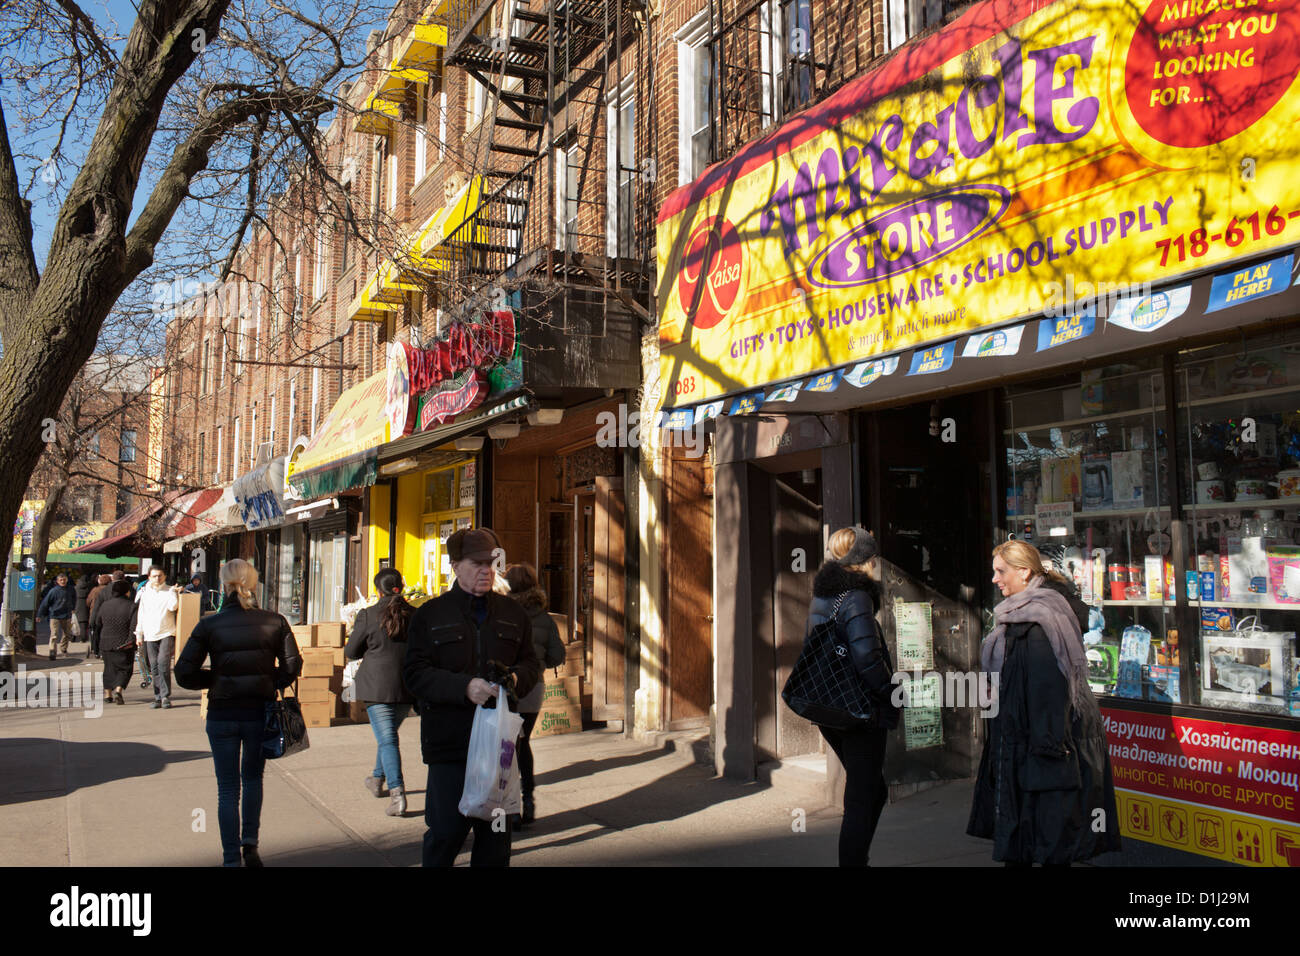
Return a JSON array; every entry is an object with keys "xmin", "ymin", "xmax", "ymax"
[{"xmin": 403, "ymin": 583, "xmax": 541, "ymax": 764}]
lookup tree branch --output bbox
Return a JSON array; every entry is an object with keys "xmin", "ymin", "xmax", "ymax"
[{"xmin": 0, "ymin": 99, "xmax": 40, "ymax": 343}]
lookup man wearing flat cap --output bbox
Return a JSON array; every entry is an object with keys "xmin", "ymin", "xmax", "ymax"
[{"xmin": 403, "ymin": 526, "xmax": 540, "ymax": 866}]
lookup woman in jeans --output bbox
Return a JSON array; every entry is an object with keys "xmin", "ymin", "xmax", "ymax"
[
  {"xmin": 345, "ymin": 568, "xmax": 414, "ymax": 817},
  {"xmin": 175, "ymin": 559, "xmax": 301, "ymax": 866},
  {"xmin": 801, "ymin": 526, "xmax": 900, "ymax": 866}
]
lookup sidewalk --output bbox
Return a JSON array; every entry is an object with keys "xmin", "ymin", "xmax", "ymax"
[{"xmin": 1, "ymin": 648, "xmax": 998, "ymax": 867}]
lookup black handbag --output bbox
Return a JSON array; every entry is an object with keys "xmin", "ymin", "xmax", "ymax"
[
  {"xmin": 263, "ymin": 684, "xmax": 310, "ymax": 760},
  {"xmin": 782, "ymin": 592, "xmax": 876, "ymax": 730}
]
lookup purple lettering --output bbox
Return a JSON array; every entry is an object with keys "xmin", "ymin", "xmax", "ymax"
[{"xmin": 1021, "ymin": 37, "xmax": 1100, "ymax": 146}]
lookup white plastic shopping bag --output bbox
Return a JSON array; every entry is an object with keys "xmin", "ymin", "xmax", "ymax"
[
  {"xmin": 458, "ymin": 684, "xmax": 524, "ymax": 820},
  {"xmin": 340, "ymin": 659, "xmax": 361, "ymax": 703}
]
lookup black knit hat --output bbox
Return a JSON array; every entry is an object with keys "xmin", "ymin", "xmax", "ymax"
[{"xmin": 833, "ymin": 526, "xmax": 878, "ymax": 566}]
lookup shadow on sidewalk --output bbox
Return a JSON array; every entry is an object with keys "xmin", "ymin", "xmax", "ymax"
[
  {"xmin": 532, "ymin": 747, "xmax": 672, "ymax": 787},
  {"xmin": 0, "ymin": 737, "xmax": 210, "ymax": 807}
]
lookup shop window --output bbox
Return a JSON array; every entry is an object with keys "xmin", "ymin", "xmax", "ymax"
[
  {"xmin": 423, "ymin": 467, "xmax": 456, "ymax": 513},
  {"xmin": 1176, "ymin": 336, "xmax": 1300, "ymax": 717},
  {"xmin": 1004, "ymin": 359, "xmax": 1174, "ymax": 703}
]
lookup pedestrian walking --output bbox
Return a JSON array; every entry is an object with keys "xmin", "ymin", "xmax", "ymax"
[
  {"xmin": 798, "ymin": 526, "xmax": 900, "ymax": 867},
  {"xmin": 403, "ymin": 527, "xmax": 541, "ymax": 867},
  {"xmin": 504, "ymin": 562, "xmax": 565, "ymax": 827},
  {"xmin": 74, "ymin": 572, "xmax": 93, "ymax": 656},
  {"xmin": 967, "ymin": 539, "xmax": 1121, "ymax": 866},
  {"xmin": 135, "ymin": 567, "xmax": 181, "ymax": 708},
  {"xmin": 346, "ymin": 568, "xmax": 415, "ymax": 817},
  {"xmin": 36, "ymin": 572, "xmax": 78, "ymax": 660},
  {"xmin": 86, "ymin": 574, "xmax": 112, "ymax": 664},
  {"xmin": 175, "ymin": 558, "xmax": 302, "ymax": 867},
  {"xmin": 92, "ymin": 580, "xmax": 138, "ymax": 705}
]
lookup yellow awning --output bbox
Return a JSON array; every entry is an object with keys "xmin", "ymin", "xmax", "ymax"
[
  {"xmin": 374, "ymin": 65, "xmax": 431, "ymax": 103},
  {"xmin": 355, "ymin": 93, "xmax": 399, "ymax": 135},
  {"xmin": 394, "ymin": 22, "xmax": 448, "ymax": 71},
  {"xmin": 418, "ymin": 176, "xmax": 486, "ymax": 257},
  {"xmin": 346, "ymin": 275, "xmax": 400, "ymax": 322}
]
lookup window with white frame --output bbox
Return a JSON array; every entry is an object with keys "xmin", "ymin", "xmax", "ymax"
[
  {"xmin": 311, "ymin": 367, "xmax": 320, "ymax": 435},
  {"xmin": 215, "ymin": 426, "xmax": 223, "ymax": 482},
  {"xmin": 887, "ymin": 0, "xmax": 953, "ymax": 50},
  {"xmin": 759, "ymin": 0, "xmax": 785, "ymax": 127},
  {"xmin": 387, "ymin": 140, "xmax": 399, "ymax": 211},
  {"xmin": 677, "ymin": 14, "xmax": 713, "ymax": 185},
  {"xmin": 314, "ymin": 225, "xmax": 328, "ymax": 300},
  {"xmin": 269, "ymin": 394, "xmax": 277, "ymax": 452},
  {"xmin": 555, "ymin": 146, "xmax": 580, "ymax": 252},
  {"xmin": 606, "ymin": 81, "xmax": 636, "ymax": 258},
  {"xmin": 782, "ymin": 0, "xmax": 815, "ymax": 110},
  {"xmin": 232, "ymin": 417, "xmax": 241, "ymax": 478},
  {"xmin": 289, "ymin": 377, "xmax": 297, "ymax": 438},
  {"xmin": 438, "ymin": 88, "xmax": 448, "ymax": 160},
  {"xmin": 250, "ymin": 403, "xmax": 258, "ymax": 465},
  {"xmin": 467, "ymin": 74, "xmax": 489, "ymax": 129},
  {"xmin": 414, "ymin": 93, "xmax": 428, "ymax": 183}
]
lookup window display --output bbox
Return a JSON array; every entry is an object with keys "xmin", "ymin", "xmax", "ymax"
[
  {"xmin": 1177, "ymin": 337, "xmax": 1300, "ymax": 716},
  {"xmin": 1004, "ymin": 359, "xmax": 1178, "ymax": 703}
]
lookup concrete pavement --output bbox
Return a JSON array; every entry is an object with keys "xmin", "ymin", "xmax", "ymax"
[{"xmin": 1, "ymin": 645, "xmax": 1002, "ymax": 867}]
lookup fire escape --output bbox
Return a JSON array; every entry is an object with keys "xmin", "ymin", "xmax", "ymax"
[{"xmin": 438, "ymin": 0, "xmax": 653, "ymax": 333}]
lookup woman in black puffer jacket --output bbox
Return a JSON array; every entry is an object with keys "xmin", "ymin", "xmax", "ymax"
[
  {"xmin": 92, "ymin": 580, "xmax": 138, "ymax": 705},
  {"xmin": 175, "ymin": 559, "xmax": 302, "ymax": 867},
  {"xmin": 801, "ymin": 526, "xmax": 900, "ymax": 867}
]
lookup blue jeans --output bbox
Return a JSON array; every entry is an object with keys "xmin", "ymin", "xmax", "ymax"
[
  {"xmin": 206, "ymin": 717, "xmax": 266, "ymax": 866},
  {"xmin": 367, "ymin": 703, "xmax": 410, "ymax": 790}
]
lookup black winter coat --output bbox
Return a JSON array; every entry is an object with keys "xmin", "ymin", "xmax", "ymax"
[
  {"xmin": 92, "ymin": 595, "xmax": 138, "ymax": 652},
  {"xmin": 512, "ymin": 587, "xmax": 566, "ymax": 713},
  {"xmin": 803, "ymin": 562, "xmax": 900, "ymax": 730},
  {"xmin": 345, "ymin": 595, "xmax": 414, "ymax": 704},
  {"xmin": 174, "ymin": 603, "xmax": 303, "ymax": 712},
  {"xmin": 403, "ymin": 583, "xmax": 541, "ymax": 764},
  {"xmin": 75, "ymin": 576, "xmax": 92, "ymax": 623},
  {"xmin": 967, "ymin": 577, "xmax": 1121, "ymax": 863}
]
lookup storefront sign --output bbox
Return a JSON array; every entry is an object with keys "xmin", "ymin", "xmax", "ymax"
[
  {"xmin": 1206, "ymin": 252, "xmax": 1295, "ymax": 312},
  {"xmin": 458, "ymin": 461, "xmax": 476, "ymax": 509},
  {"xmin": 694, "ymin": 399, "xmax": 725, "ymax": 424},
  {"xmin": 962, "ymin": 325, "xmax": 1024, "ymax": 357},
  {"xmin": 804, "ymin": 370, "xmax": 843, "ymax": 393},
  {"xmin": 728, "ymin": 391, "xmax": 764, "ymax": 416},
  {"xmin": 233, "ymin": 457, "xmax": 288, "ymax": 530},
  {"xmin": 1035, "ymin": 501, "xmax": 1075, "ymax": 537},
  {"xmin": 1101, "ymin": 705, "xmax": 1300, "ymax": 865},
  {"xmin": 1108, "ymin": 284, "xmax": 1192, "ymax": 332},
  {"xmin": 657, "ymin": 0, "xmax": 1300, "ymax": 408},
  {"xmin": 767, "ymin": 382, "xmax": 801, "ymax": 402},
  {"xmin": 660, "ymin": 407, "xmax": 695, "ymax": 430},
  {"xmin": 908, "ymin": 341, "xmax": 955, "ymax": 375},
  {"xmin": 287, "ymin": 372, "xmax": 390, "ymax": 494},
  {"xmin": 416, "ymin": 370, "xmax": 488, "ymax": 429},
  {"xmin": 386, "ymin": 341, "xmax": 414, "ymax": 438},
  {"xmin": 1037, "ymin": 311, "xmax": 1097, "ymax": 351}
]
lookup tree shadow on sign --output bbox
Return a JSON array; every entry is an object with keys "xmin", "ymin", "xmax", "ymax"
[{"xmin": 0, "ymin": 737, "xmax": 210, "ymax": 807}]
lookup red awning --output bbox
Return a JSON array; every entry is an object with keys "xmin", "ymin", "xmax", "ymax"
[
  {"xmin": 157, "ymin": 488, "xmax": 224, "ymax": 540},
  {"xmin": 72, "ymin": 493, "xmax": 178, "ymax": 555}
]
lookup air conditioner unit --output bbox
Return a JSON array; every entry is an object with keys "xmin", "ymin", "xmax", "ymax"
[{"xmin": 254, "ymin": 442, "xmax": 273, "ymax": 467}]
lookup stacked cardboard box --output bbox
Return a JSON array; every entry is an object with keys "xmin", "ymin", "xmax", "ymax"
[
  {"xmin": 315, "ymin": 622, "xmax": 345, "ymax": 648},
  {"xmin": 298, "ymin": 647, "xmax": 344, "ymax": 727},
  {"xmin": 291, "ymin": 624, "xmax": 314, "ymax": 649}
]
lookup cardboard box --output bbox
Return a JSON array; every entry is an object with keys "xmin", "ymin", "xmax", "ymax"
[
  {"xmin": 297, "ymin": 679, "xmax": 340, "ymax": 703},
  {"xmin": 301, "ymin": 701, "xmax": 333, "ymax": 728},
  {"xmin": 333, "ymin": 648, "xmax": 346, "ymax": 668},
  {"xmin": 291, "ymin": 624, "xmax": 314, "ymax": 649},
  {"xmin": 301, "ymin": 659, "xmax": 335, "ymax": 678},
  {"xmin": 315, "ymin": 622, "xmax": 345, "ymax": 648}
]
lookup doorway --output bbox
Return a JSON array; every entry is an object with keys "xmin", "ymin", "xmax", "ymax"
[{"xmin": 864, "ymin": 393, "xmax": 996, "ymax": 784}]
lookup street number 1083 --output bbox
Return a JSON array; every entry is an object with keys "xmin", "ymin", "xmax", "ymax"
[{"xmin": 674, "ymin": 376, "xmax": 697, "ymax": 396}]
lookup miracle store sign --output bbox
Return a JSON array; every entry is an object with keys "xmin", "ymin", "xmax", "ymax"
[{"xmin": 657, "ymin": 0, "xmax": 1300, "ymax": 407}]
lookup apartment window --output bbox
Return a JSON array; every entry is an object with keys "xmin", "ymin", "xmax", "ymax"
[
  {"xmin": 438, "ymin": 88, "xmax": 448, "ymax": 160},
  {"xmin": 88, "ymin": 431, "xmax": 100, "ymax": 458},
  {"xmin": 233, "ymin": 417, "xmax": 241, "ymax": 478},
  {"xmin": 289, "ymin": 378, "xmax": 297, "ymax": 439},
  {"xmin": 414, "ymin": 94, "xmax": 428, "ymax": 183},
  {"xmin": 269, "ymin": 394, "xmax": 277, "ymax": 452},
  {"xmin": 782, "ymin": 0, "xmax": 815, "ymax": 111},
  {"xmin": 251, "ymin": 292, "xmax": 261, "ymax": 361},
  {"xmin": 119, "ymin": 429, "xmax": 137, "ymax": 463},
  {"xmin": 759, "ymin": 0, "xmax": 785, "ymax": 126},
  {"xmin": 677, "ymin": 15, "xmax": 713, "ymax": 185},
  {"xmin": 555, "ymin": 147, "xmax": 580, "ymax": 251},
  {"xmin": 339, "ymin": 195, "xmax": 351, "ymax": 276},
  {"xmin": 314, "ymin": 226, "xmax": 328, "ymax": 301},
  {"xmin": 607, "ymin": 84, "xmax": 636, "ymax": 258},
  {"xmin": 116, "ymin": 488, "xmax": 132, "ymax": 519},
  {"xmin": 90, "ymin": 485, "xmax": 103, "ymax": 522},
  {"xmin": 200, "ymin": 340, "xmax": 211, "ymax": 394},
  {"xmin": 219, "ymin": 325, "xmax": 227, "ymax": 386},
  {"xmin": 215, "ymin": 426, "xmax": 223, "ymax": 482},
  {"xmin": 387, "ymin": 141, "xmax": 399, "ymax": 211},
  {"xmin": 311, "ymin": 367, "xmax": 320, "ymax": 435},
  {"xmin": 250, "ymin": 403, "xmax": 258, "ymax": 465},
  {"xmin": 198, "ymin": 432, "xmax": 206, "ymax": 480},
  {"xmin": 467, "ymin": 75, "xmax": 489, "ymax": 130},
  {"xmin": 887, "ymin": 0, "xmax": 955, "ymax": 50}
]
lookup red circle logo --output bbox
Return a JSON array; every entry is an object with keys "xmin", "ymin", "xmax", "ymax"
[
  {"xmin": 676, "ymin": 217, "xmax": 744, "ymax": 331},
  {"xmin": 1125, "ymin": 0, "xmax": 1300, "ymax": 148}
]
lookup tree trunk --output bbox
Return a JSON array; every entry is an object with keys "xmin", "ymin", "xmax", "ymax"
[{"xmin": 30, "ymin": 481, "xmax": 66, "ymax": 600}]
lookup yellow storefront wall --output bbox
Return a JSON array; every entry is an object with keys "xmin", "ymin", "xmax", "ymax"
[{"xmin": 366, "ymin": 465, "xmax": 475, "ymax": 597}]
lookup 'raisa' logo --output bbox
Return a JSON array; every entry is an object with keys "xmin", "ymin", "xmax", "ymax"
[{"xmin": 677, "ymin": 216, "xmax": 745, "ymax": 331}]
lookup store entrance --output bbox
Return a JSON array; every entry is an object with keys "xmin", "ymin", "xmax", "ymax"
[{"xmin": 864, "ymin": 393, "xmax": 996, "ymax": 785}]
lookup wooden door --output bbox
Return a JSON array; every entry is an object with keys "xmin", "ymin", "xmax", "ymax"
[
  {"xmin": 770, "ymin": 469, "xmax": 824, "ymax": 757},
  {"xmin": 592, "ymin": 476, "xmax": 625, "ymax": 722},
  {"xmin": 666, "ymin": 449, "xmax": 714, "ymax": 728}
]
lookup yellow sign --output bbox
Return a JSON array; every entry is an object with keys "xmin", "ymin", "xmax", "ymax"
[
  {"xmin": 1116, "ymin": 789, "xmax": 1300, "ymax": 866},
  {"xmin": 288, "ymin": 372, "xmax": 392, "ymax": 479},
  {"xmin": 657, "ymin": 0, "xmax": 1300, "ymax": 406}
]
